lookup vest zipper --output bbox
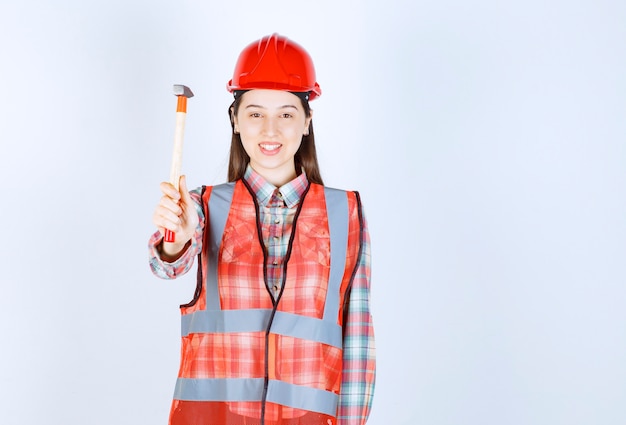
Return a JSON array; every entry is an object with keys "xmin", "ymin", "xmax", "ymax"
[{"xmin": 242, "ymin": 179, "xmax": 310, "ymax": 425}]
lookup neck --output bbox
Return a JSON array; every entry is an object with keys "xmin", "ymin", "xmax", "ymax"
[{"xmin": 252, "ymin": 166, "xmax": 297, "ymax": 187}]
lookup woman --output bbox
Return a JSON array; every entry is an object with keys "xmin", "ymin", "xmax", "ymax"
[{"xmin": 149, "ymin": 33, "xmax": 375, "ymax": 425}]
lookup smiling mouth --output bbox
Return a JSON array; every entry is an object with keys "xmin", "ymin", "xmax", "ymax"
[{"xmin": 260, "ymin": 143, "xmax": 281, "ymax": 151}]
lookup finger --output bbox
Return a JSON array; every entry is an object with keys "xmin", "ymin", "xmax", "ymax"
[
  {"xmin": 153, "ymin": 205, "xmax": 182, "ymax": 229},
  {"xmin": 156, "ymin": 218, "xmax": 182, "ymax": 238},
  {"xmin": 160, "ymin": 195, "xmax": 183, "ymax": 215},
  {"xmin": 153, "ymin": 216, "xmax": 178, "ymax": 238},
  {"xmin": 160, "ymin": 181, "xmax": 181, "ymax": 201}
]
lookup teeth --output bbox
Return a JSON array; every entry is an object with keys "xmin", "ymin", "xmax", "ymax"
[{"xmin": 260, "ymin": 144, "xmax": 280, "ymax": 151}]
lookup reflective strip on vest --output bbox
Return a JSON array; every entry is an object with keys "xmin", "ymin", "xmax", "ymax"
[
  {"xmin": 181, "ymin": 309, "xmax": 342, "ymax": 347},
  {"xmin": 205, "ymin": 182, "xmax": 236, "ymax": 311},
  {"xmin": 322, "ymin": 187, "xmax": 349, "ymax": 321},
  {"xmin": 176, "ymin": 183, "xmax": 349, "ymax": 414},
  {"xmin": 174, "ymin": 378, "xmax": 339, "ymax": 416}
]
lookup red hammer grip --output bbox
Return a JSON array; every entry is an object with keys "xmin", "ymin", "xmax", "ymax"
[{"xmin": 164, "ymin": 229, "xmax": 175, "ymax": 243}]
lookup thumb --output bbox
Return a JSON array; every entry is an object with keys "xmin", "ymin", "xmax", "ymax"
[{"xmin": 179, "ymin": 175, "xmax": 192, "ymax": 203}]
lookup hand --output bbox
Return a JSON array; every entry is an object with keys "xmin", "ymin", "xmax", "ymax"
[{"xmin": 152, "ymin": 175, "xmax": 199, "ymax": 258}]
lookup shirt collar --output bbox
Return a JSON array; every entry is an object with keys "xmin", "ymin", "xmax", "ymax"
[{"xmin": 243, "ymin": 165, "xmax": 309, "ymax": 208}]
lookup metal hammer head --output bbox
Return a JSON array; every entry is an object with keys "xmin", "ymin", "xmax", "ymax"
[{"xmin": 173, "ymin": 84, "xmax": 194, "ymax": 98}]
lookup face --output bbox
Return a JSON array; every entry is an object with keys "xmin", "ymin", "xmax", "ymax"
[{"xmin": 233, "ymin": 89, "xmax": 312, "ymax": 186}]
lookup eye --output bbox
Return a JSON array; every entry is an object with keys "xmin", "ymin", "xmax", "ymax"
[
  {"xmin": 249, "ymin": 112, "xmax": 262, "ymax": 118},
  {"xmin": 281, "ymin": 113, "xmax": 293, "ymax": 119}
]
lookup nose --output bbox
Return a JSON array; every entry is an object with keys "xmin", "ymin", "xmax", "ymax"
[{"xmin": 262, "ymin": 117, "xmax": 278, "ymax": 136}]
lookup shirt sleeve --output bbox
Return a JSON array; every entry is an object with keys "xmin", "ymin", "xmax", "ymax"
[
  {"xmin": 338, "ymin": 209, "xmax": 376, "ymax": 425},
  {"xmin": 148, "ymin": 187, "xmax": 205, "ymax": 279}
]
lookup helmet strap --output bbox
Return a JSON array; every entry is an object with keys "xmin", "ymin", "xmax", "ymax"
[
  {"xmin": 290, "ymin": 91, "xmax": 311, "ymax": 103},
  {"xmin": 232, "ymin": 90, "xmax": 311, "ymax": 104}
]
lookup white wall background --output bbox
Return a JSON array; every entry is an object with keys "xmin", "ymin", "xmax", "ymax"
[{"xmin": 1, "ymin": 0, "xmax": 625, "ymax": 424}]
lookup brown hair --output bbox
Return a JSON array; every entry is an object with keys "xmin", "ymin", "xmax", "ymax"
[{"xmin": 227, "ymin": 93, "xmax": 324, "ymax": 185}]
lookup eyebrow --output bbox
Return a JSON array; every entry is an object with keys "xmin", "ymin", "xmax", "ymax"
[{"xmin": 244, "ymin": 104, "xmax": 299, "ymax": 110}]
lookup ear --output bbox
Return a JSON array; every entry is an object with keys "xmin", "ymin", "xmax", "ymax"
[
  {"xmin": 304, "ymin": 109, "xmax": 313, "ymax": 135},
  {"xmin": 230, "ymin": 107, "xmax": 240, "ymax": 133}
]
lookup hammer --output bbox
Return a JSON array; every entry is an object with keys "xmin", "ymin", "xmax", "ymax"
[{"xmin": 164, "ymin": 84, "xmax": 194, "ymax": 243}]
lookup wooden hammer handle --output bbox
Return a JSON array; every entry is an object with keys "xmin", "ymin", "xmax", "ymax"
[{"xmin": 164, "ymin": 97, "xmax": 188, "ymax": 243}]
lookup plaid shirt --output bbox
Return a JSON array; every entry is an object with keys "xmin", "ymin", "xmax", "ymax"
[{"xmin": 149, "ymin": 166, "xmax": 375, "ymax": 424}]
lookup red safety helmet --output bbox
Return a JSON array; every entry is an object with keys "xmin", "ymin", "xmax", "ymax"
[{"xmin": 227, "ymin": 33, "xmax": 322, "ymax": 101}]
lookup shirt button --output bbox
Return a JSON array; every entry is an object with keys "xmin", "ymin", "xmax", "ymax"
[
  {"xmin": 273, "ymin": 235, "xmax": 280, "ymax": 240},
  {"xmin": 274, "ymin": 218, "xmax": 281, "ymax": 224},
  {"xmin": 273, "ymin": 260, "xmax": 279, "ymax": 266},
  {"xmin": 273, "ymin": 285, "xmax": 279, "ymax": 292}
]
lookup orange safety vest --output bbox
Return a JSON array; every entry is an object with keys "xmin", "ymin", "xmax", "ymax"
[{"xmin": 169, "ymin": 180, "xmax": 363, "ymax": 425}]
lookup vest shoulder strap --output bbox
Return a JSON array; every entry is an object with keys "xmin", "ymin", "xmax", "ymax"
[{"xmin": 179, "ymin": 182, "xmax": 236, "ymax": 308}]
